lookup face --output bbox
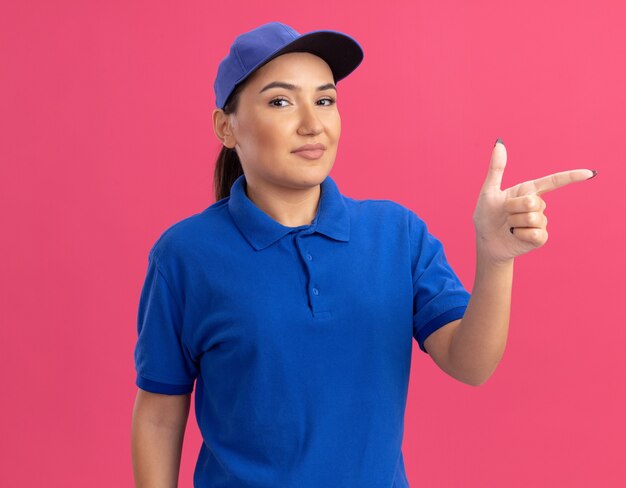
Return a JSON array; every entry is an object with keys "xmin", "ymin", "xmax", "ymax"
[{"xmin": 213, "ymin": 52, "xmax": 341, "ymax": 193}]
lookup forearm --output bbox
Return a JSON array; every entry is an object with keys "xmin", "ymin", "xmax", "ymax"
[{"xmin": 448, "ymin": 240, "xmax": 514, "ymax": 385}]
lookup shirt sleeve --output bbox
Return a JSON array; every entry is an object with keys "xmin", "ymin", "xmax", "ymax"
[
  {"xmin": 409, "ymin": 209, "xmax": 471, "ymax": 354},
  {"xmin": 134, "ymin": 249, "xmax": 198, "ymax": 394}
]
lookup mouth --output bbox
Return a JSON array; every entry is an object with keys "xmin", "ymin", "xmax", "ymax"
[
  {"xmin": 292, "ymin": 149, "xmax": 325, "ymax": 160},
  {"xmin": 292, "ymin": 142, "xmax": 327, "ymax": 160}
]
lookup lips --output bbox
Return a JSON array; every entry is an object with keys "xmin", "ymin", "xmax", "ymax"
[
  {"xmin": 292, "ymin": 143, "xmax": 326, "ymax": 153},
  {"xmin": 291, "ymin": 143, "xmax": 326, "ymax": 160}
]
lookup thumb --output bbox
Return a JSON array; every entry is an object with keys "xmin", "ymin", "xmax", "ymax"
[{"xmin": 481, "ymin": 138, "xmax": 507, "ymax": 193}]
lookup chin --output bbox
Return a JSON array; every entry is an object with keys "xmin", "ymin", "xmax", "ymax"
[
  {"xmin": 286, "ymin": 168, "xmax": 332, "ymax": 189},
  {"xmin": 302, "ymin": 162, "xmax": 333, "ymax": 179}
]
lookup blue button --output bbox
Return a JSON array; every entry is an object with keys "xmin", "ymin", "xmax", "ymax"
[
  {"xmin": 312, "ymin": 288, "xmax": 319, "ymax": 295},
  {"xmin": 307, "ymin": 253, "xmax": 313, "ymax": 261}
]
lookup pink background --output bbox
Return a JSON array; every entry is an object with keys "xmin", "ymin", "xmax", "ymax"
[{"xmin": 1, "ymin": 0, "xmax": 624, "ymax": 486}]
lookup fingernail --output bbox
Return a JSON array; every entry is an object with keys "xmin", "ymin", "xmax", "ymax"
[
  {"xmin": 494, "ymin": 137, "xmax": 504, "ymax": 147},
  {"xmin": 588, "ymin": 169, "xmax": 598, "ymax": 179}
]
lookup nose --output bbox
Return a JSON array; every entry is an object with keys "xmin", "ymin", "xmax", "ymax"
[{"xmin": 296, "ymin": 103, "xmax": 323, "ymax": 136}]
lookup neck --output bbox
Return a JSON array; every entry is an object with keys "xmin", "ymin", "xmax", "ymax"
[{"xmin": 244, "ymin": 178, "xmax": 322, "ymax": 228}]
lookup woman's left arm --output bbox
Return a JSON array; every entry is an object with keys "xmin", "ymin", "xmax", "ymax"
[{"xmin": 436, "ymin": 139, "xmax": 596, "ymax": 386}]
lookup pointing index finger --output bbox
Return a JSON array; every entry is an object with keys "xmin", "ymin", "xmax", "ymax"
[{"xmin": 531, "ymin": 169, "xmax": 596, "ymax": 196}]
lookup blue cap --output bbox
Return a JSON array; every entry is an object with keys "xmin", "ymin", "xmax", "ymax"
[{"xmin": 214, "ymin": 21, "xmax": 364, "ymax": 109}]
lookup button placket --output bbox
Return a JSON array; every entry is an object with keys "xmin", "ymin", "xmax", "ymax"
[{"xmin": 294, "ymin": 232, "xmax": 318, "ymax": 313}]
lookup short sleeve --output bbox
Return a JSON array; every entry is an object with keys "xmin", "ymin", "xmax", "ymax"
[
  {"xmin": 134, "ymin": 250, "xmax": 198, "ymax": 394},
  {"xmin": 409, "ymin": 210, "xmax": 471, "ymax": 354}
]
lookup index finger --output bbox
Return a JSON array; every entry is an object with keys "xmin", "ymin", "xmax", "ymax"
[{"xmin": 531, "ymin": 169, "xmax": 596, "ymax": 196}]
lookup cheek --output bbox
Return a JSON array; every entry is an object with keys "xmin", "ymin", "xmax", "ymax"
[
  {"xmin": 241, "ymin": 124, "xmax": 281, "ymax": 155},
  {"xmin": 329, "ymin": 114, "xmax": 341, "ymax": 141},
  {"xmin": 254, "ymin": 116, "xmax": 293, "ymax": 145}
]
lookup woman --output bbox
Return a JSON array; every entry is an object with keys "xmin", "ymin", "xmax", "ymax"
[{"xmin": 131, "ymin": 21, "xmax": 595, "ymax": 487}]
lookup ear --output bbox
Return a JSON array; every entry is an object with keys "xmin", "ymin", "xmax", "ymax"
[{"xmin": 212, "ymin": 109, "xmax": 235, "ymax": 148}]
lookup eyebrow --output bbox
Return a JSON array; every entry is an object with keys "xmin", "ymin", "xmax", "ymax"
[{"xmin": 258, "ymin": 81, "xmax": 337, "ymax": 94}]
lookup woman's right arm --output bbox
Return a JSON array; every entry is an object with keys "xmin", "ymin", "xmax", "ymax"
[{"xmin": 131, "ymin": 388, "xmax": 191, "ymax": 488}]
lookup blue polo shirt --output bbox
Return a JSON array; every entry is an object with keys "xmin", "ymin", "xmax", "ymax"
[{"xmin": 134, "ymin": 173, "xmax": 471, "ymax": 487}]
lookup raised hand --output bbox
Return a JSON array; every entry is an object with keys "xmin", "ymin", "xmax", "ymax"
[{"xmin": 472, "ymin": 138, "xmax": 596, "ymax": 265}]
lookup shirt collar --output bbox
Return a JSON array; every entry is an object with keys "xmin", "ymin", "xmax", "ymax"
[{"xmin": 227, "ymin": 173, "xmax": 350, "ymax": 251}]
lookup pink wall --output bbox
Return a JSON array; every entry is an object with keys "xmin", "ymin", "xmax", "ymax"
[{"xmin": 1, "ymin": 0, "xmax": 624, "ymax": 486}]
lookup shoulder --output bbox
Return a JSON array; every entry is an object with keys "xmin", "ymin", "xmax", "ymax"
[
  {"xmin": 148, "ymin": 199, "xmax": 231, "ymax": 264},
  {"xmin": 344, "ymin": 194, "xmax": 409, "ymax": 219},
  {"xmin": 342, "ymin": 194, "xmax": 426, "ymax": 233}
]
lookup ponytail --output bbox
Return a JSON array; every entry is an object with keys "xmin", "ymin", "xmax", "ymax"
[
  {"xmin": 213, "ymin": 146, "xmax": 244, "ymax": 201},
  {"xmin": 213, "ymin": 80, "xmax": 247, "ymax": 202}
]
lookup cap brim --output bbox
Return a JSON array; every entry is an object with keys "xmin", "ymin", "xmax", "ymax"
[{"xmin": 237, "ymin": 29, "xmax": 364, "ymax": 86}]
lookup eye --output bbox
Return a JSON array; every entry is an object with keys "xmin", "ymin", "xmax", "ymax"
[
  {"xmin": 318, "ymin": 97, "xmax": 336, "ymax": 106},
  {"xmin": 269, "ymin": 97, "xmax": 290, "ymax": 107}
]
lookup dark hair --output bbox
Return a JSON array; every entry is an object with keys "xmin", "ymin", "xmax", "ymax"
[{"xmin": 213, "ymin": 81, "xmax": 248, "ymax": 202}]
